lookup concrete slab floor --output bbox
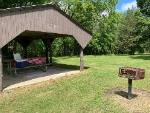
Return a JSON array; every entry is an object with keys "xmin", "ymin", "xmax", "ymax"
[{"xmin": 3, "ymin": 66, "xmax": 80, "ymax": 91}]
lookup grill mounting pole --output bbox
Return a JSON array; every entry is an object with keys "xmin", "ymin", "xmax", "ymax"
[{"xmin": 128, "ymin": 78, "xmax": 132, "ymax": 99}]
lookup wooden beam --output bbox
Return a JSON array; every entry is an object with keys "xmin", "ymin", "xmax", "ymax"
[
  {"xmin": 80, "ymin": 46, "xmax": 84, "ymax": 71},
  {"xmin": 46, "ymin": 46, "xmax": 49, "ymax": 64},
  {"xmin": 0, "ymin": 49, "xmax": 3, "ymax": 91},
  {"xmin": 23, "ymin": 46, "xmax": 28, "ymax": 58}
]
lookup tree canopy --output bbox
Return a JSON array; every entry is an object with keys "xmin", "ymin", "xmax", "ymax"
[
  {"xmin": 1, "ymin": 0, "xmax": 150, "ymax": 56},
  {"xmin": 137, "ymin": 0, "xmax": 150, "ymax": 16}
]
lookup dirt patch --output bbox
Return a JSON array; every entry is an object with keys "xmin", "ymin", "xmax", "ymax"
[{"xmin": 106, "ymin": 87, "xmax": 150, "ymax": 113}]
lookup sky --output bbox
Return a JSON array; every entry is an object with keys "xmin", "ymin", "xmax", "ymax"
[{"xmin": 116, "ymin": 0, "xmax": 137, "ymax": 12}]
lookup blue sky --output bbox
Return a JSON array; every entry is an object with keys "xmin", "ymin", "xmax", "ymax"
[{"xmin": 116, "ymin": 0, "xmax": 137, "ymax": 12}]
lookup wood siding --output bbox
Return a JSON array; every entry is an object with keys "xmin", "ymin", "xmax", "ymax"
[{"xmin": 0, "ymin": 5, "xmax": 92, "ymax": 49}]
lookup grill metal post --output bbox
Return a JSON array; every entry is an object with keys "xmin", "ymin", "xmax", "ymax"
[{"xmin": 128, "ymin": 78, "xmax": 132, "ymax": 99}]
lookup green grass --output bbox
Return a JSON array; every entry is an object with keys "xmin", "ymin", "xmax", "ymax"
[{"xmin": 0, "ymin": 55, "xmax": 150, "ymax": 113}]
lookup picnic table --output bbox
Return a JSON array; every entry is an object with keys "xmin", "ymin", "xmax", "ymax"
[{"xmin": 3, "ymin": 57, "xmax": 47, "ymax": 75}]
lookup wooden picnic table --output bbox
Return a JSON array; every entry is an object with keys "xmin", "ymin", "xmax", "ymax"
[
  {"xmin": 3, "ymin": 59, "xmax": 14, "ymax": 74},
  {"xmin": 3, "ymin": 58, "xmax": 47, "ymax": 75}
]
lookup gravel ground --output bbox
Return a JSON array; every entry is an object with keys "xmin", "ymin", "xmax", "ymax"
[{"xmin": 106, "ymin": 87, "xmax": 150, "ymax": 113}]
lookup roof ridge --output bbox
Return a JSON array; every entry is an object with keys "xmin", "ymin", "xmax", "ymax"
[{"xmin": 0, "ymin": 3, "xmax": 56, "ymax": 12}]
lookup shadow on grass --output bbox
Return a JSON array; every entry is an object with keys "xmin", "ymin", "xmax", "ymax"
[
  {"xmin": 53, "ymin": 56, "xmax": 79, "ymax": 60},
  {"xmin": 115, "ymin": 91, "xmax": 137, "ymax": 99},
  {"xmin": 53, "ymin": 63, "xmax": 89, "ymax": 70},
  {"xmin": 130, "ymin": 55, "xmax": 150, "ymax": 60},
  {"xmin": 52, "ymin": 57, "xmax": 90, "ymax": 70}
]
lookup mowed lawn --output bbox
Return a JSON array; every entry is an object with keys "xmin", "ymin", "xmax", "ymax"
[{"xmin": 0, "ymin": 55, "xmax": 150, "ymax": 113}]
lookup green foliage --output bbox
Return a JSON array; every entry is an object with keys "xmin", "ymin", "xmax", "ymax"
[
  {"xmin": 0, "ymin": 0, "xmax": 62, "ymax": 8},
  {"xmin": 27, "ymin": 39, "xmax": 45, "ymax": 57},
  {"xmin": 136, "ymin": 0, "xmax": 150, "ymax": 52},
  {"xmin": 117, "ymin": 9, "xmax": 139, "ymax": 54},
  {"xmin": 52, "ymin": 37, "xmax": 78, "ymax": 56},
  {"xmin": 98, "ymin": 12, "xmax": 121, "ymax": 54},
  {"xmin": 50, "ymin": 0, "xmax": 119, "ymax": 55},
  {"xmin": 135, "ymin": 14, "xmax": 150, "ymax": 52},
  {"xmin": 0, "ymin": 0, "xmax": 45, "ymax": 8},
  {"xmin": 137, "ymin": 0, "xmax": 150, "ymax": 16}
]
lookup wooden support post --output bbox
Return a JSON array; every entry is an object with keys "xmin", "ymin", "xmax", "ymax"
[
  {"xmin": 23, "ymin": 46, "xmax": 28, "ymax": 58},
  {"xmin": 42, "ymin": 38, "xmax": 54, "ymax": 64},
  {"xmin": 0, "ymin": 49, "xmax": 3, "ymax": 91},
  {"xmin": 49, "ymin": 40, "xmax": 52, "ymax": 64},
  {"xmin": 42, "ymin": 39, "xmax": 49, "ymax": 64},
  {"xmin": 128, "ymin": 78, "xmax": 132, "ymax": 99},
  {"xmin": 80, "ymin": 46, "xmax": 84, "ymax": 71},
  {"xmin": 45, "ymin": 44, "xmax": 49, "ymax": 64}
]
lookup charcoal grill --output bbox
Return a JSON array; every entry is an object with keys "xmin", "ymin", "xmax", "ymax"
[{"xmin": 119, "ymin": 67, "xmax": 145, "ymax": 99}]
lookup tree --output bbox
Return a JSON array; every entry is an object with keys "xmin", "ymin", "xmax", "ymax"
[
  {"xmin": 54, "ymin": 0, "xmax": 119, "ymax": 55},
  {"xmin": 135, "ymin": 12, "xmax": 150, "ymax": 52},
  {"xmin": 136, "ymin": 0, "xmax": 150, "ymax": 52},
  {"xmin": 117, "ymin": 9, "xmax": 139, "ymax": 54},
  {"xmin": 137, "ymin": 0, "xmax": 150, "ymax": 16},
  {"xmin": 0, "ymin": 0, "xmax": 61, "ymax": 8}
]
